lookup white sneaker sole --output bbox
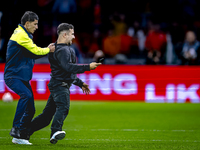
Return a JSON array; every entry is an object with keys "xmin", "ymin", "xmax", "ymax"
[
  {"xmin": 12, "ymin": 138, "xmax": 32, "ymax": 145},
  {"xmin": 12, "ymin": 139, "xmax": 18, "ymax": 144},
  {"xmin": 50, "ymin": 131, "xmax": 66, "ymax": 144}
]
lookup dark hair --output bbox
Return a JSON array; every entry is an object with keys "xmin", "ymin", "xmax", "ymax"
[
  {"xmin": 21, "ymin": 11, "xmax": 39, "ymax": 25},
  {"xmin": 57, "ymin": 23, "xmax": 74, "ymax": 35}
]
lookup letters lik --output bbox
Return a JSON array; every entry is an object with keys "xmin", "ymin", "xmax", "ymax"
[{"xmin": 145, "ymin": 84, "xmax": 200, "ymax": 103}]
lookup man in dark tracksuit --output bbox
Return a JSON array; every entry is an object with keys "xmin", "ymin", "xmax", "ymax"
[
  {"xmin": 4, "ymin": 11, "xmax": 55, "ymax": 145},
  {"xmin": 28, "ymin": 23, "xmax": 101, "ymax": 144}
]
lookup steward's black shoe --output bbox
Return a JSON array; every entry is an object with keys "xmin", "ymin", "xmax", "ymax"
[{"xmin": 9, "ymin": 127, "xmax": 20, "ymax": 138}]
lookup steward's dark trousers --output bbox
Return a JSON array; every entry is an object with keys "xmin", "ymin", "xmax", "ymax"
[
  {"xmin": 4, "ymin": 78, "xmax": 35, "ymax": 139},
  {"xmin": 29, "ymin": 78, "xmax": 70, "ymax": 138}
]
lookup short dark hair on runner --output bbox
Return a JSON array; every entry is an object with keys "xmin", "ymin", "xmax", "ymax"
[
  {"xmin": 57, "ymin": 23, "xmax": 74, "ymax": 35},
  {"xmin": 21, "ymin": 11, "xmax": 39, "ymax": 25}
]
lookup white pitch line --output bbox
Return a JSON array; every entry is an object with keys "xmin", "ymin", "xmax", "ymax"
[
  {"xmin": 89, "ymin": 129, "xmax": 196, "ymax": 132},
  {"xmin": 0, "ymin": 137, "xmax": 199, "ymax": 143},
  {"xmin": 0, "ymin": 129, "xmax": 197, "ymax": 132},
  {"xmin": 63, "ymin": 138, "xmax": 200, "ymax": 143}
]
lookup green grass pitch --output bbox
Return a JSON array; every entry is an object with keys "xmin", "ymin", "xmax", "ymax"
[{"xmin": 0, "ymin": 100, "xmax": 200, "ymax": 150}]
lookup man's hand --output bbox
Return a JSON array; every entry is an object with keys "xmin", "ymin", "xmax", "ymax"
[
  {"xmin": 90, "ymin": 62, "xmax": 101, "ymax": 70},
  {"xmin": 82, "ymin": 83, "xmax": 91, "ymax": 95},
  {"xmin": 48, "ymin": 43, "xmax": 55, "ymax": 53}
]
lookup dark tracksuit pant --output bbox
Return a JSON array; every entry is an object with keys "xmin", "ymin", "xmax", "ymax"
[
  {"xmin": 4, "ymin": 78, "xmax": 35, "ymax": 139},
  {"xmin": 28, "ymin": 78, "xmax": 70, "ymax": 138}
]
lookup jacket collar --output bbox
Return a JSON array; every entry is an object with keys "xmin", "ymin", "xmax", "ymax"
[
  {"xmin": 55, "ymin": 41, "xmax": 70, "ymax": 46},
  {"xmin": 18, "ymin": 24, "xmax": 33, "ymax": 39},
  {"xmin": 55, "ymin": 42, "xmax": 69, "ymax": 48}
]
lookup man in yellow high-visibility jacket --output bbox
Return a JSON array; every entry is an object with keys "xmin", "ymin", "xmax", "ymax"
[{"xmin": 4, "ymin": 11, "xmax": 55, "ymax": 145}]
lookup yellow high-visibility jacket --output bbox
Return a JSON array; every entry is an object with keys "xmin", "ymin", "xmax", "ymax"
[{"xmin": 4, "ymin": 24, "xmax": 50, "ymax": 81}]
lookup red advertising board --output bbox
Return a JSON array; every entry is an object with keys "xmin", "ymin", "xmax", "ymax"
[{"xmin": 0, "ymin": 64, "xmax": 200, "ymax": 103}]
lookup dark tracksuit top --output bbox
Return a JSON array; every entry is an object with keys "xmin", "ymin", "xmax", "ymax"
[{"xmin": 48, "ymin": 43, "xmax": 90, "ymax": 88}]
